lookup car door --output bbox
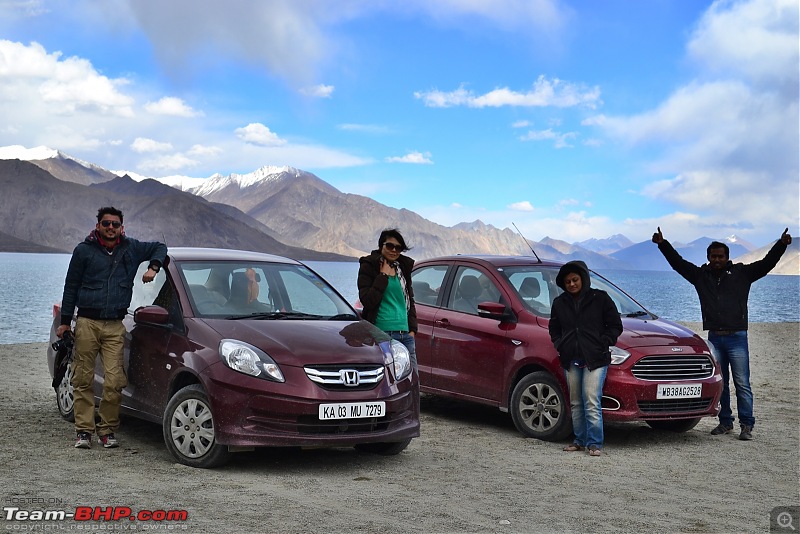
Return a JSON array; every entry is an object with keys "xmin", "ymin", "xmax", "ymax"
[
  {"xmin": 122, "ymin": 265, "xmax": 186, "ymax": 418},
  {"xmin": 428, "ymin": 265, "xmax": 514, "ymax": 404},
  {"xmin": 410, "ymin": 263, "xmax": 450, "ymax": 387}
]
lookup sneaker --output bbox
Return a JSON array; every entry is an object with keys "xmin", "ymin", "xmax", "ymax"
[
  {"xmin": 710, "ymin": 423, "xmax": 733, "ymax": 435},
  {"xmin": 98, "ymin": 433, "xmax": 119, "ymax": 448},
  {"xmin": 739, "ymin": 426, "xmax": 753, "ymax": 441},
  {"xmin": 75, "ymin": 432, "xmax": 92, "ymax": 449}
]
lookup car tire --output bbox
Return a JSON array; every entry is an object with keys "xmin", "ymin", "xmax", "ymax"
[
  {"xmin": 54, "ymin": 362, "xmax": 75, "ymax": 422},
  {"xmin": 163, "ymin": 384, "xmax": 231, "ymax": 468},
  {"xmin": 645, "ymin": 418, "xmax": 702, "ymax": 433},
  {"xmin": 510, "ymin": 371, "xmax": 571, "ymax": 441},
  {"xmin": 354, "ymin": 438, "xmax": 412, "ymax": 456}
]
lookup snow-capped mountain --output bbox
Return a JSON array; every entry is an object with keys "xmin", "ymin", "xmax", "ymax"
[{"xmin": 188, "ymin": 166, "xmax": 303, "ymax": 196}]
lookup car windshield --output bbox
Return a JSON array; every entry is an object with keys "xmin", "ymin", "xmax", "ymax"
[
  {"xmin": 500, "ymin": 265, "xmax": 654, "ymax": 318},
  {"xmin": 177, "ymin": 261, "xmax": 357, "ymax": 320}
]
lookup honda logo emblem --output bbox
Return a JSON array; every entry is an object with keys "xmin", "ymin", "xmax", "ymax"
[
  {"xmin": 671, "ymin": 347, "xmax": 683, "ymax": 352},
  {"xmin": 341, "ymin": 369, "xmax": 360, "ymax": 386}
]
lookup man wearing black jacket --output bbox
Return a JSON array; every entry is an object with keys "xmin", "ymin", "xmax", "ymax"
[{"xmin": 652, "ymin": 227, "xmax": 792, "ymax": 441}]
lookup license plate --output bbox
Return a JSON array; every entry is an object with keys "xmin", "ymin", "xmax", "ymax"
[
  {"xmin": 657, "ymin": 384, "xmax": 702, "ymax": 399},
  {"xmin": 319, "ymin": 402, "xmax": 386, "ymax": 420}
]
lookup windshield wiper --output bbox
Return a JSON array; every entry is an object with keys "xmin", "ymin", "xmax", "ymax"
[
  {"xmin": 226, "ymin": 311, "xmax": 323, "ymax": 320},
  {"xmin": 624, "ymin": 311, "xmax": 650, "ymax": 318},
  {"xmin": 328, "ymin": 313, "xmax": 359, "ymax": 321}
]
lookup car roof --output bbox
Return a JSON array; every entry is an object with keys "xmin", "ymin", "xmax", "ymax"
[
  {"xmin": 166, "ymin": 247, "xmax": 301, "ymax": 265},
  {"xmin": 415, "ymin": 254, "xmax": 565, "ymax": 268}
]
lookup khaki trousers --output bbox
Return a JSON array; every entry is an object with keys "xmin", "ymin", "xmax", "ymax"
[{"xmin": 72, "ymin": 317, "xmax": 127, "ymax": 436}]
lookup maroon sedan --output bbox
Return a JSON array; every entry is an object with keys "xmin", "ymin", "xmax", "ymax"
[
  {"xmin": 411, "ymin": 255, "xmax": 722, "ymax": 441},
  {"xmin": 47, "ymin": 248, "xmax": 419, "ymax": 468}
]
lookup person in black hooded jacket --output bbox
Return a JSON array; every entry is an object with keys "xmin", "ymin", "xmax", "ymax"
[{"xmin": 549, "ymin": 261, "xmax": 622, "ymax": 456}]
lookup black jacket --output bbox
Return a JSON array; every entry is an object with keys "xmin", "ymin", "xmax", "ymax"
[
  {"xmin": 357, "ymin": 251, "xmax": 417, "ymax": 333},
  {"xmin": 549, "ymin": 261, "xmax": 623, "ymax": 370},
  {"xmin": 657, "ymin": 239, "xmax": 787, "ymax": 331}
]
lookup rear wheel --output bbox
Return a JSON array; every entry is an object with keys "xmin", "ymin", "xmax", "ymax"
[
  {"xmin": 510, "ymin": 371, "xmax": 571, "ymax": 441},
  {"xmin": 646, "ymin": 418, "xmax": 702, "ymax": 433},
  {"xmin": 355, "ymin": 438, "xmax": 412, "ymax": 456},
  {"xmin": 163, "ymin": 384, "xmax": 231, "ymax": 468},
  {"xmin": 55, "ymin": 362, "xmax": 75, "ymax": 422}
]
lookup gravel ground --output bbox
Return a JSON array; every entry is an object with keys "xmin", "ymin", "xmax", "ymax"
[{"xmin": 1, "ymin": 322, "xmax": 798, "ymax": 534}]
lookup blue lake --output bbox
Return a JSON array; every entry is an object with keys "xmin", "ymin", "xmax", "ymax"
[{"xmin": 1, "ymin": 253, "xmax": 797, "ymax": 344}]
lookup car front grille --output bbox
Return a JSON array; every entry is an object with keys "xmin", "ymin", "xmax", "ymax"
[
  {"xmin": 304, "ymin": 365, "xmax": 384, "ymax": 391},
  {"xmin": 631, "ymin": 355, "xmax": 715, "ymax": 381},
  {"xmin": 296, "ymin": 416, "xmax": 389, "ymax": 434},
  {"xmin": 638, "ymin": 398, "xmax": 713, "ymax": 414}
]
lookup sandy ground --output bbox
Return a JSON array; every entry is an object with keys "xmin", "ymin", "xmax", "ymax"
[{"xmin": 1, "ymin": 322, "xmax": 798, "ymax": 534}]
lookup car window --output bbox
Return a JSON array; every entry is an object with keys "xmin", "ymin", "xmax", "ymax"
[
  {"xmin": 129, "ymin": 264, "xmax": 183, "ymax": 327},
  {"xmin": 506, "ymin": 270, "xmax": 556, "ymax": 316},
  {"xmin": 446, "ymin": 266, "xmax": 500, "ymax": 315},
  {"xmin": 410, "ymin": 265, "xmax": 447, "ymax": 306},
  {"xmin": 178, "ymin": 262, "xmax": 354, "ymax": 318}
]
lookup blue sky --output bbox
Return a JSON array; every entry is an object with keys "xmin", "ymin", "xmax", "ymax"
[{"xmin": 0, "ymin": 0, "xmax": 797, "ymax": 247}]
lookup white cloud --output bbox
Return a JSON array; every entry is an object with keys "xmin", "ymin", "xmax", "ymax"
[
  {"xmin": 144, "ymin": 96, "xmax": 202, "ymax": 117},
  {"xmin": 234, "ymin": 123, "xmax": 287, "ymax": 147},
  {"xmin": 186, "ymin": 144, "xmax": 222, "ymax": 157},
  {"xmin": 131, "ymin": 137, "xmax": 172, "ymax": 153},
  {"xmin": 138, "ymin": 153, "xmax": 198, "ymax": 172},
  {"xmin": 0, "ymin": 40, "xmax": 135, "ymax": 117},
  {"xmin": 590, "ymin": 0, "xmax": 798, "ymax": 237},
  {"xmin": 385, "ymin": 151, "xmax": 433, "ymax": 164},
  {"xmin": 299, "ymin": 84, "xmax": 335, "ymax": 98},
  {"xmin": 511, "ymin": 120, "xmax": 530, "ymax": 128},
  {"xmin": 508, "ymin": 201, "xmax": 534, "ymax": 212},
  {"xmin": 519, "ymin": 128, "xmax": 577, "ymax": 148},
  {"xmin": 415, "ymin": 76, "xmax": 601, "ymax": 109}
]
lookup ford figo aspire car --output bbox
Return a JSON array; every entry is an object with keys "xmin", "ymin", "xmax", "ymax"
[
  {"xmin": 47, "ymin": 248, "xmax": 419, "ymax": 468},
  {"xmin": 410, "ymin": 255, "xmax": 722, "ymax": 441}
]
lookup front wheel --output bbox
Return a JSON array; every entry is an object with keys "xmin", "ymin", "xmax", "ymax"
[
  {"xmin": 54, "ymin": 362, "xmax": 75, "ymax": 422},
  {"xmin": 510, "ymin": 371, "xmax": 571, "ymax": 441},
  {"xmin": 646, "ymin": 418, "xmax": 702, "ymax": 433},
  {"xmin": 163, "ymin": 384, "xmax": 231, "ymax": 468},
  {"xmin": 354, "ymin": 438, "xmax": 412, "ymax": 456}
]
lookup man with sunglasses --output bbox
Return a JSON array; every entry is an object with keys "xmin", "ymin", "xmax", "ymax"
[{"xmin": 56, "ymin": 207, "xmax": 167, "ymax": 450}]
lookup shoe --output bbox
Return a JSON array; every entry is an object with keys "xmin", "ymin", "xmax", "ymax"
[
  {"xmin": 562, "ymin": 444, "xmax": 585, "ymax": 452},
  {"xmin": 98, "ymin": 433, "xmax": 119, "ymax": 448},
  {"xmin": 75, "ymin": 432, "xmax": 92, "ymax": 449},
  {"xmin": 739, "ymin": 426, "xmax": 753, "ymax": 441},
  {"xmin": 710, "ymin": 423, "xmax": 733, "ymax": 435},
  {"xmin": 588, "ymin": 446, "xmax": 602, "ymax": 457}
]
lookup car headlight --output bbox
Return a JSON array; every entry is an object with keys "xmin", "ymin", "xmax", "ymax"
[
  {"xmin": 609, "ymin": 346, "xmax": 631, "ymax": 365},
  {"xmin": 219, "ymin": 339, "xmax": 284, "ymax": 382},
  {"xmin": 380, "ymin": 339, "xmax": 412, "ymax": 381}
]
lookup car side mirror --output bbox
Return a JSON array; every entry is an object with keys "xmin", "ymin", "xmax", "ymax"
[
  {"xmin": 477, "ymin": 302, "xmax": 516, "ymax": 323},
  {"xmin": 134, "ymin": 305, "xmax": 170, "ymax": 325}
]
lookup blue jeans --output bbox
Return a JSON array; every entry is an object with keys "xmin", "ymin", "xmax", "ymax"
[
  {"xmin": 564, "ymin": 364, "xmax": 607, "ymax": 449},
  {"xmin": 386, "ymin": 331, "xmax": 417, "ymax": 372},
  {"xmin": 708, "ymin": 331, "xmax": 754, "ymax": 428}
]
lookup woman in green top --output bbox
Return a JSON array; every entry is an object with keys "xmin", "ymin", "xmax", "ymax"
[{"xmin": 357, "ymin": 228, "xmax": 418, "ymax": 369}]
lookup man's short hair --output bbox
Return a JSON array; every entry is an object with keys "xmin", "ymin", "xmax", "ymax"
[
  {"xmin": 707, "ymin": 241, "xmax": 729, "ymax": 258},
  {"xmin": 97, "ymin": 206, "xmax": 123, "ymax": 223}
]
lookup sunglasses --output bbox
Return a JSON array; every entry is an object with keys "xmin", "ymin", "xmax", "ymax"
[
  {"xmin": 100, "ymin": 220, "xmax": 122, "ymax": 228},
  {"xmin": 382, "ymin": 242, "xmax": 403, "ymax": 252}
]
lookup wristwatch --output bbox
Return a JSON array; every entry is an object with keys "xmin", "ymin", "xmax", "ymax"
[{"xmin": 149, "ymin": 264, "xmax": 160, "ymax": 273}]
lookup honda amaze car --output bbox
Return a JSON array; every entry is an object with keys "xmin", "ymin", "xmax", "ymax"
[
  {"xmin": 411, "ymin": 255, "xmax": 722, "ymax": 441},
  {"xmin": 47, "ymin": 248, "xmax": 419, "ymax": 468}
]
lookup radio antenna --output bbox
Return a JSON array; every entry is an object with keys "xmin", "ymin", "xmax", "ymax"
[{"xmin": 512, "ymin": 223, "xmax": 541, "ymax": 263}]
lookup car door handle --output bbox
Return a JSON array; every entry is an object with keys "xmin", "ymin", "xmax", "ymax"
[{"xmin": 434, "ymin": 318, "xmax": 450, "ymax": 328}]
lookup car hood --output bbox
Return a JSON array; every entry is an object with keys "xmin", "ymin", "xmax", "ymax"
[
  {"xmin": 202, "ymin": 319, "xmax": 392, "ymax": 366},
  {"xmin": 618, "ymin": 317, "xmax": 705, "ymax": 349}
]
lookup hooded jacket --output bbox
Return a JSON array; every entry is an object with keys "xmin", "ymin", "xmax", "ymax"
[
  {"xmin": 357, "ymin": 250, "xmax": 417, "ymax": 333},
  {"xmin": 656, "ymin": 239, "xmax": 787, "ymax": 332},
  {"xmin": 549, "ymin": 261, "xmax": 623, "ymax": 370},
  {"xmin": 60, "ymin": 230, "xmax": 167, "ymax": 325}
]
